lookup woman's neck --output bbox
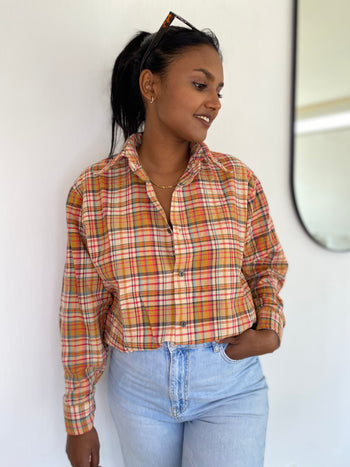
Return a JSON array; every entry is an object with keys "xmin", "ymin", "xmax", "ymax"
[{"xmin": 137, "ymin": 128, "xmax": 190, "ymax": 176}]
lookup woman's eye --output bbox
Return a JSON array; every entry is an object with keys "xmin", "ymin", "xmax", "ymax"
[
  {"xmin": 193, "ymin": 82, "xmax": 223, "ymax": 99},
  {"xmin": 193, "ymin": 82, "xmax": 207, "ymax": 91}
]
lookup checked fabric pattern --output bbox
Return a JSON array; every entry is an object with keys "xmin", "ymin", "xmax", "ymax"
[{"xmin": 60, "ymin": 133, "xmax": 288, "ymax": 434}]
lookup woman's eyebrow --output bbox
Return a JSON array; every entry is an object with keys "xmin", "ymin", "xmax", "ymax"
[{"xmin": 193, "ymin": 68, "xmax": 224, "ymax": 88}]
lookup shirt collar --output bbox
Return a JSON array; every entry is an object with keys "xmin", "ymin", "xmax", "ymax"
[{"xmin": 97, "ymin": 132, "xmax": 234, "ymax": 178}]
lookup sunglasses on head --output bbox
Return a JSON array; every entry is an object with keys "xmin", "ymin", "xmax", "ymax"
[{"xmin": 139, "ymin": 11, "xmax": 199, "ymax": 74}]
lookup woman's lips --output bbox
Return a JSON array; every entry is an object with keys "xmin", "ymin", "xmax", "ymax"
[{"xmin": 194, "ymin": 114, "xmax": 211, "ymax": 127}]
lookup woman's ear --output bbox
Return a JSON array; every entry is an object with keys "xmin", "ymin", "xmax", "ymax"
[{"xmin": 139, "ymin": 69, "xmax": 158, "ymax": 104}]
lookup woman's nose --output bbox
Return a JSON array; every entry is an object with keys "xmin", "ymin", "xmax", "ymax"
[{"xmin": 206, "ymin": 91, "xmax": 221, "ymax": 111}]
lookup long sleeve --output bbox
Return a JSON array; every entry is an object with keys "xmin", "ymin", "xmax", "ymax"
[
  {"xmin": 60, "ymin": 184, "xmax": 113, "ymax": 435},
  {"xmin": 242, "ymin": 176, "xmax": 288, "ymax": 342}
]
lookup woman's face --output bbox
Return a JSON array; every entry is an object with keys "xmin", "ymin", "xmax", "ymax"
[{"xmin": 149, "ymin": 45, "xmax": 224, "ymax": 143}]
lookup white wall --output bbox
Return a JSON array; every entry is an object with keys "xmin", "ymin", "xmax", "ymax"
[{"xmin": 1, "ymin": 1, "xmax": 349, "ymax": 466}]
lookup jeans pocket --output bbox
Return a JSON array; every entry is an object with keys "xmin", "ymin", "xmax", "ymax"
[{"xmin": 218, "ymin": 343, "xmax": 239, "ymax": 364}]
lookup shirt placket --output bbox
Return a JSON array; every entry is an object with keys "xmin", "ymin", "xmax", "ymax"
[
  {"xmin": 170, "ymin": 182, "xmax": 192, "ymax": 343},
  {"xmin": 166, "ymin": 160, "xmax": 203, "ymax": 344}
]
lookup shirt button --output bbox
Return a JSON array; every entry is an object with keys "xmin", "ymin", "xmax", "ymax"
[
  {"xmin": 180, "ymin": 321, "xmax": 187, "ymax": 327},
  {"xmin": 178, "ymin": 270, "xmax": 185, "ymax": 277}
]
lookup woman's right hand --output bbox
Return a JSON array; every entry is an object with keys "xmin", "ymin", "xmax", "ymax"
[{"xmin": 66, "ymin": 426, "xmax": 101, "ymax": 467}]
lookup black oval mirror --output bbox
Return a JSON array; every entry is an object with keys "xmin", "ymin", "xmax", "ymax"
[{"xmin": 291, "ymin": 0, "xmax": 350, "ymax": 252}]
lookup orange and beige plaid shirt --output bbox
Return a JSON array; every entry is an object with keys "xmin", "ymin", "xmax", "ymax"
[{"xmin": 60, "ymin": 133, "xmax": 288, "ymax": 435}]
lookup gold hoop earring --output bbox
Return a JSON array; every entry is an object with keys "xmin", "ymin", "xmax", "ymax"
[{"xmin": 150, "ymin": 96, "xmax": 154, "ymax": 104}]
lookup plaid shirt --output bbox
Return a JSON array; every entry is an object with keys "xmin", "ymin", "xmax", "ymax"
[{"xmin": 60, "ymin": 133, "xmax": 288, "ymax": 435}]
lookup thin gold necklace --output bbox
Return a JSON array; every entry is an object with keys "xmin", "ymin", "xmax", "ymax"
[
  {"xmin": 149, "ymin": 179, "xmax": 177, "ymax": 189},
  {"xmin": 146, "ymin": 156, "xmax": 190, "ymax": 189}
]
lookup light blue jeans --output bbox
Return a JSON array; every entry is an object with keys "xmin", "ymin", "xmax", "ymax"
[{"xmin": 108, "ymin": 341, "xmax": 268, "ymax": 467}]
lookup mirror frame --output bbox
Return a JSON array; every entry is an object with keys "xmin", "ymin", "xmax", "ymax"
[{"xmin": 290, "ymin": 0, "xmax": 350, "ymax": 252}]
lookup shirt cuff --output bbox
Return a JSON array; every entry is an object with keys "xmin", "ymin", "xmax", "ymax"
[
  {"xmin": 64, "ymin": 398, "xmax": 95, "ymax": 435},
  {"xmin": 255, "ymin": 310, "xmax": 284, "ymax": 344}
]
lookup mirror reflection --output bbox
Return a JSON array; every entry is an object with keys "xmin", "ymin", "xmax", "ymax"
[{"xmin": 292, "ymin": 0, "xmax": 350, "ymax": 251}]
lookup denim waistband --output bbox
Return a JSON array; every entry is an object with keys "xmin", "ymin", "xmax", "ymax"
[{"xmin": 164, "ymin": 341, "xmax": 221, "ymax": 352}]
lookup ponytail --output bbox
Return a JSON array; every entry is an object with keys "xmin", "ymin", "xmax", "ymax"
[{"xmin": 109, "ymin": 31, "xmax": 151, "ymax": 155}]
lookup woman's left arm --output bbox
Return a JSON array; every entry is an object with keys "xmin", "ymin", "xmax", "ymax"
[{"xmin": 220, "ymin": 175, "xmax": 288, "ymax": 359}]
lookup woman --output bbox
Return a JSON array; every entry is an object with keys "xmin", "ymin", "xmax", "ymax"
[{"xmin": 60, "ymin": 12, "xmax": 288, "ymax": 467}]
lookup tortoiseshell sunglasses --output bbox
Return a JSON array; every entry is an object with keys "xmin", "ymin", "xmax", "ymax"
[{"xmin": 139, "ymin": 11, "xmax": 199, "ymax": 73}]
